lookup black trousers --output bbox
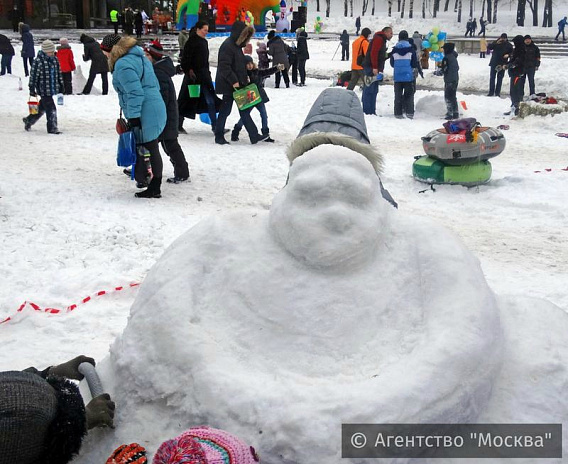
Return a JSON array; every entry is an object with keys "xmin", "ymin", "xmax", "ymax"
[
  {"xmin": 134, "ymin": 138, "xmax": 163, "ymax": 183},
  {"xmin": 23, "ymin": 56, "xmax": 33, "ymax": 77},
  {"xmin": 62, "ymin": 72, "xmax": 73, "ymax": 94},
  {"xmin": 291, "ymin": 61, "xmax": 298, "ymax": 83},
  {"xmin": 215, "ymin": 93, "xmax": 260, "ymax": 142},
  {"xmin": 298, "ymin": 59, "xmax": 307, "ymax": 85},
  {"xmin": 341, "ymin": 44, "xmax": 349, "ymax": 60},
  {"xmin": 24, "ymin": 96, "xmax": 58, "ymax": 132},
  {"xmin": 489, "ymin": 66, "xmax": 505, "ymax": 96},
  {"xmin": 83, "ymin": 70, "xmax": 108, "ymax": 95},
  {"xmin": 161, "ymin": 138, "xmax": 189, "ymax": 178},
  {"xmin": 113, "ymin": 22, "xmax": 119, "ymax": 33},
  {"xmin": 393, "ymin": 81, "xmax": 415, "ymax": 116},
  {"xmin": 510, "ymin": 74, "xmax": 525, "ymax": 110},
  {"xmin": 275, "ymin": 69, "xmax": 290, "ymax": 88},
  {"xmin": 444, "ymin": 81, "xmax": 459, "ymax": 117}
]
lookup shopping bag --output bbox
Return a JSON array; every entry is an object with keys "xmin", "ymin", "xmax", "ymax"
[
  {"xmin": 117, "ymin": 131, "xmax": 137, "ymax": 175},
  {"xmin": 233, "ymin": 84, "xmax": 262, "ymax": 111}
]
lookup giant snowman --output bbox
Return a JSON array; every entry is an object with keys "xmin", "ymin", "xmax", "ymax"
[{"xmin": 77, "ymin": 90, "xmax": 568, "ymax": 463}]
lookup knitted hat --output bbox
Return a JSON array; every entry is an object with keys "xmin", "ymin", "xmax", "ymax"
[
  {"xmin": 60, "ymin": 37, "xmax": 69, "ymax": 45},
  {"xmin": 244, "ymin": 55, "xmax": 254, "ymax": 64},
  {"xmin": 153, "ymin": 427, "xmax": 260, "ymax": 464},
  {"xmin": 524, "ymin": 34, "xmax": 532, "ymax": 40},
  {"xmin": 101, "ymin": 33, "xmax": 121, "ymax": 52},
  {"xmin": 145, "ymin": 39, "xmax": 165, "ymax": 59},
  {"xmin": 41, "ymin": 39, "xmax": 56, "ymax": 53}
]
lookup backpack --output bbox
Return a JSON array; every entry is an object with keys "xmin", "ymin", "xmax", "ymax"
[{"xmin": 355, "ymin": 39, "xmax": 366, "ymax": 66}]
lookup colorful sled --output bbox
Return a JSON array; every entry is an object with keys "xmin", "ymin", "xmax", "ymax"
[
  {"xmin": 413, "ymin": 156, "xmax": 492, "ymax": 186},
  {"xmin": 422, "ymin": 126, "xmax": 506, "ymax": 166}
]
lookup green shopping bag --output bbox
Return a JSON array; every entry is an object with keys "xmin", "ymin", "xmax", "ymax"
[{"xmin": 233, "ymin": 83, "xmax": 262, "ymax": 110}]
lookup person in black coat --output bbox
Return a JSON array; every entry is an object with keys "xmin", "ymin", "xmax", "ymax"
[
  {"xmin": 507, "ymin": 35, "xmax": 527, "ymax": 116},
  {"xmin": 145, "ymin": 41, "xmax": 190, "ymax": 184},
  {"xmin": 487, "ymin": 33, "xmax": 513, "ymax": 97},
  {"xmin": 8, "ymin": 6, "xmax": 23, "ymax": 32},
  {"xmin": 214, "ymin": 20, "xmax": 267, "ymax": 145},
  {"xmin": 266, "ymin": 30, "xmax": 290, "ymax": 88},
  {"xmin": 523, "ymin": 35, "xmax": 540, "ymax": 96},
  {"xmin": 124, "ymin": 8, "xmax": 134, "ymax": 35},
  {"xmin": 0, "ymin": 34, "xmax": 15, "ymax": 75},
  {"xmin": 134, "ymin": 10, "xmax": 143, "ymax": 38},
  {"xmin": 79, "ymin": 34, "xmax": 109, "ymax": 95},
  {"xmin": 231, "ymin": 55, "xmax": 284, "ymax": 142},
  {"xmin": 355, "ymin": 16, "xmax": 361, "ymax": 35},
  {"xmin": 296, "ymin": 30, "xmax": 309, "ymax": 86},
  {"xmin": 178, "ymin": 20, "xmax": 221, "ymax": 133},
  {"xmin": 340, "ymin": 30, "xmax": 349, "ymax": 61}
]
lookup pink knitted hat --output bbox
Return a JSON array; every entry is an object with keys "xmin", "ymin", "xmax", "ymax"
[{"xmin": 153, "ymin": 427, "xmax": 259, "ymax": 464}]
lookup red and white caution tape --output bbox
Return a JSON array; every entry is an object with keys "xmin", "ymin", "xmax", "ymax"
[
  {"xmin": 534, "ymin": 167, "xmax": 568, "ymax": 173},
  {"xmin": 0, "ymin": 283, "xmax": 140, "ymax": 325}
]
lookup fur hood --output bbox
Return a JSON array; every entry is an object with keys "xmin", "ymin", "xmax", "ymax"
[
  {"xmin": 108, "ymin": 36, "xmax": 138, "ymax": 72},
  {"xmin": 230, "ymin": 20, "xmax": 255, "ymax": 47}
]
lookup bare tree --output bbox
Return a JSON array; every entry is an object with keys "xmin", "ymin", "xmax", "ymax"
[
  {"xmin": 454, "ymin": 0, "xmax": 458, "ymax": 11},
  {"xmin": 526, "ymin": 0, "xmax": 538, "ymax": 25},
  {"xmin": 316, "ymin": 0, "xmax": 320, "ymax": 12},
  {"xmin": 326, "ymin": 0, "xmax": 331, "ymax": 17},
  {"xmin": 372, "ymin": 0, "xmax": 376, "ymax": 14},
  {"xmin": 444, "ymin": 0, "xmax": 450, "ymax": 11},
  {"xmin": 457, "ymin": 0, "xmax": 462, "ymax": 21},
  {"xmin": 344, "ymin": 0, "xmax": 348, "ymax": 16},
  {"xmin": 409, "ymin": 0, "xmax": 414, "ymax": 17},
  {"xmin": 350, "ymin": 0, "xmax": 354, "ymax": 16},
  {"xmin": 486, "ymin": 0, "xmax": 492, "ymax": 22},
  {"xmin": 362, "ymin": 0, "xmax": 369, "ymax": 15},
  {"xmin": 388, "ymin": 0, "xmax": 393, "ymax": 15},
  {"xmin": 398, "ymin": 0, "xmax": 401, "ymax": 12},
  {"xmin": 423, "ymin": 0, "xmax": 427, "ymax": 17},
  {"xmin": 480, "ymin": 0, "xmax": 486, "ymax": 18},
  {"xmin": 469, "ymin": 0, "xmax": 473, "ymax": 18},
  {"xmin": 401, "ymin": 0, "xmax": 406, "ymax": 17},
  {"xmin": 492, "ymin": 0, "xmax": 498, "ymax": 22},
  {"xmin": 516, "ymin": 0, "xmax": 526, "ymax": 25},
  {"xmin": 542, "ymin": 0, "xmax": 552, "ymax": 26},
  {"xmin": 433, "ymin": 0, "xmax": 440, "ymax": 16}
]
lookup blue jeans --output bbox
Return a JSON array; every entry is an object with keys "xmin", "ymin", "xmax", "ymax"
[
  {"xmin": 362, "ymin": 80, "xmax": 379, "ymax": 115},
  {"xmin": 1, "ymin": 54, "xmax": 13, "ymax": 75},
  {"xmin": 216, "ymin": 93, "xmax": 260, "ymax": 142},
  {"xmin": 235, "ymin": 102, "xmax": 268, "ymax": 134}
]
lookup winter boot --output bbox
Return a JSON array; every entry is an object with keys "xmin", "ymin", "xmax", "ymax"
[
  {"xmin": 135, "ymin": 177, "xmax": 162, "ymax": 198},
  {"xmin": 23, "ymin": 117, "xmax": 31, "ymax": 131},
  {"xmin": 231, "ymin": 127, "xmax": 240, "ymax": 142}
]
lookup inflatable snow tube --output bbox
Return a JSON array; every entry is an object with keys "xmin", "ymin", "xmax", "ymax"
[
  {"xmin": 413, "ymin": 155, "xmax": 492, "ymax": 186},
  {"xmin": 422, "ymin": 127, "xmax": 506, "ymax": 165}
]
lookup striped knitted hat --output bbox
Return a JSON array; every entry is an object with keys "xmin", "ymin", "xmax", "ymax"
[{"xmin": 153, "ymin": 427, "xmax": 260, "ymax": 464}]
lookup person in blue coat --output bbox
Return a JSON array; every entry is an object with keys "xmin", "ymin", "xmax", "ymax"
[
  {"xmin": 389, "ymin": 30, "xmax": 419, "ymax": 119},
  {"xmin": 555, "ymin": 16, "xmax": 567, "ymax": 41},
  {"xmin": 20, "ymin": 24, "xmax": 35, "ymax": 77},
  {"xmin": 104, "ymin": 34, "xmax": 167, "ymax": 199}
]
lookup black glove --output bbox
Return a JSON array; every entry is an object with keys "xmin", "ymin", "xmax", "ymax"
[
  {"xmin": 29, "ymin": 91, "xmax": 37, "ymax": 97},
  {"xmin": 49, "ymin": 355, "xmax": 95, "ymax": 380},
  {"xmin": 175, "ymin": 64, "xmax": 183, "ymax": 75},
  {"xmin": 86, "ymin": 393, "xmax": 115, "ymax": 429},
  {"xmin": 128, "ymin": 117, "xmax": 141, "ymax": 128}
]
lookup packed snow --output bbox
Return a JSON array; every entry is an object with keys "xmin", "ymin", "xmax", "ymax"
[{"xmin": 0, "ymin": 27, "xmax": 567, "ymax": 463}]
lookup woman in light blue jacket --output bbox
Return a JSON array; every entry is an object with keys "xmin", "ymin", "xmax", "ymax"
[{"xmin": 104, "ymin": 34, "xmax": 166, "ymax": 198}]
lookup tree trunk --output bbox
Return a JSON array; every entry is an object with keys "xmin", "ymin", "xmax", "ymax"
[
  {"xmin": 454, "ymin": 0, "xmax": 458, "ymax": 11},
  {"xmin": 444, "ymin": 0, "xmax": 450, "ymax": 11},
  {"xmin": 532, "ymin": 0, "xmax": 538, "ymax": 25},
  {"xmin": 326, "ymin": 0, "xmax": 331, "ymax": 17},
  {"xmin": 469, "ymin": 0, "xmax": 473, "ymax": 18},
  {"xmin": 542, "ymin": 0, "xmax": 552, "ymax": 26},
  {"xmin": 316, "ymin": 0, "xmax": 320, "ymax": 12},
  {"xmin": 388, "ymin": 0, "xmax": 392, "ymax": 15},
  {"xmin": 362, "ymin": 0, "xmax": 368, "ymax": 15},
  {"xmin": 372, "ymin": 0, "xmax": 376, "ymax": 14},
  {"xmin": 398, "ymin": 0, "xmax": 401, "ymax": 12},
  {"xmin": 344, "ymin": 0, "xmax": 348, "ymax": 16},
  {"xmin": 480, "ymin": 0, "xmax": 486, "ymax": 17},
  {"xmin": 401, "ymin": 0, "xmax": 406, "ymax": 18},
  {"xmin": 492, "ymin": 0, "xmax": 498, "ymax": 22},
  {"xmin": 457, "ymin": 0, "xmax": 462, "ymax": 20},
  {"xmin": 409, "ymin": 0, "xmax": 414, "ymax": 17},
  {"xmin": 433, "ymin": 0, "xmax": 440, "ymax": 16},
  {"xmin": 486, "ymin": 0, "xmax": 492, "ymax": 22},
  {"xmin": 350, "ymin": 0, "xmax": 353, "ymax": 16},
  {"xmin": 516, "ymin": 0, "xmax": 526, "ymax": 25},
  {"xmin": 423, "ymin": 0, "xmax": 427, "ymax": 17}
]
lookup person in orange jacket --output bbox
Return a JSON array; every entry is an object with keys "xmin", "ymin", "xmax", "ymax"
[
  {"xmin": 347, "ymin": 27, "xmax": 371, "ymax": 90},
  {"xmin": 56, "ymin": 38, "xmax": 76, "ymax": 95}
]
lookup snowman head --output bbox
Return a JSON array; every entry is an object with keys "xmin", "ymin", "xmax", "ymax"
[{"xmin": 269, "ymin": 145, "xmax": 388, "ymax": 270}]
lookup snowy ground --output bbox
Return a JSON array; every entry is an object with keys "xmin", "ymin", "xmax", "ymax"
[{"xmin": 0, "ymin": 36, "xmax": 567, "ymax": 424}]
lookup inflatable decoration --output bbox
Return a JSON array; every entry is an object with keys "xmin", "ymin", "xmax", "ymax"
[
  {"xmin": 176, "ymin": 0, "xmax": 280, "ymax": 30},
  {"xmin": 414, "ymin": 120, "xmax": 506, "ymax": 186},
  {"xmin": 275, "ymin": 0, "xmax": 292, "ymax": 32}
]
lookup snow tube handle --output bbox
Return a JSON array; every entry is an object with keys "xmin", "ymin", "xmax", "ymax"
[
  {"xmin": 79, "ymin": 362, "xmax": 105, "ymax": 398},
  {"xmin": 490, "ymin": 134, "xmax": 505, "ymax": 141}
]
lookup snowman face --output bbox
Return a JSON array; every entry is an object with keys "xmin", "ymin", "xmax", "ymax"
[{"xmin": 269, "ymin": 146, "xmax": 387, "ymax": 269}]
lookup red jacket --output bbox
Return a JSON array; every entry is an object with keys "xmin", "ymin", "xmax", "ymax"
[
  {"xmin": 56, "ymin": 46, "xmax": 76, "ymax": 73},
  {"xmin": 369, "ymin": 31, "xmax": 389, "ymax": 72}
]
